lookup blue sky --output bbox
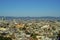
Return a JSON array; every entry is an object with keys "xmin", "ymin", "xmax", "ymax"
[{"xmin": 0, "ymin": 0, "xmax": 60, "ymax": 17}]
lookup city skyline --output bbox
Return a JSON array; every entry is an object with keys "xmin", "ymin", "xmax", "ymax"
[{"xmin": 0, "ymin": 0, "xmax": 60, "ymax": 17}]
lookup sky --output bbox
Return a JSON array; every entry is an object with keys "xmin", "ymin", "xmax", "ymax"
[{"xmin": 0, "ymin": 0, "xmax": 60, "ymax": 17}]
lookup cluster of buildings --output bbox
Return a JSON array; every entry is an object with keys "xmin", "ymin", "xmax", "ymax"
[{"xmin": 0, "ymin": 18, "xmax": 60, "ymax": 40}]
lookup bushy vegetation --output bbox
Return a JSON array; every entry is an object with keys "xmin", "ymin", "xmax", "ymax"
[{"xmin": 0, "ymin": 36, "xmax": 12, "ymax": 40}]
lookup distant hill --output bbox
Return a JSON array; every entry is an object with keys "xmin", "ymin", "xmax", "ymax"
[{"xmin": 0, "ymin": 16, "xmax": 60, "ymax": 20}]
